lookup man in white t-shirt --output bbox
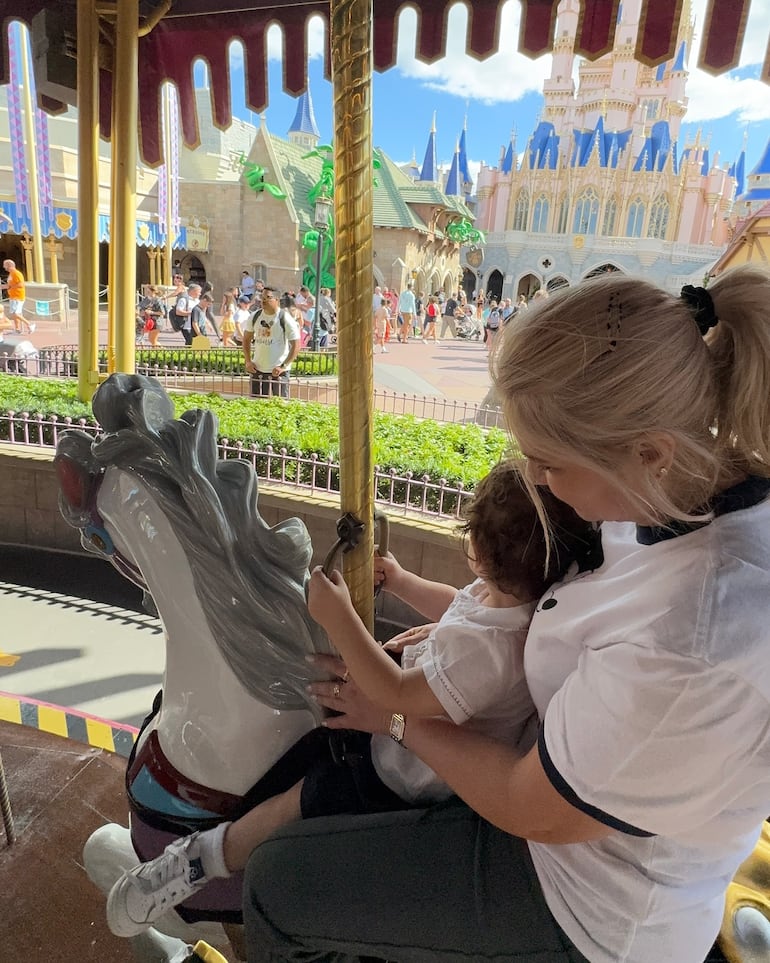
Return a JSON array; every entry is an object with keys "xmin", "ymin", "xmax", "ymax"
[
  {"xmin": 175, "ymin": 283, "xmax": 201, "ymax": 346},
  {"xmin": 242, "ymin": 286, "xmax": 301, "ymax": 398}
]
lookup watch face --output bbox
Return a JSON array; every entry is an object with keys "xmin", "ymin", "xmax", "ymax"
[{"xmin": 389, "ymin": 713, "xmax": 405, "ymax": 743}]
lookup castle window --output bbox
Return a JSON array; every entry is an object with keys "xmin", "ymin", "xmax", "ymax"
[
  {"xmin": 557, "ymin": 195, "xmax": 570, "ymax": 234},
  {"xmin": 532, "ymin": 194, "xmax": 550, "ymax": 233},
  {"xmin": 602, "ymin": 197, "xmax": 618, "ymax": 236},
  {"xmin": 513, "ymin": 189, "xmax": 530, "ymax": 231},
  {"xmin": 647, "ymin": 193, "xmax": 669, "ymax": 240},
  {"xmin": 626, "ymin": 197, "xmax": 645, "ymax": 237},
  {"xmin": 573, "ymin": 187, "xmax": 599, "ymax": 235}
]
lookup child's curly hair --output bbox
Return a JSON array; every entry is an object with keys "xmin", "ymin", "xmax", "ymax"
[{"xmin": 459, "ymin": 460, "xmax": 595, "ymax": 600}]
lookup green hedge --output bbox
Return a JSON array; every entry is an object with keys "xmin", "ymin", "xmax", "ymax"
[{"xmin": 0, "ymin": 376, "xmax": 510, "ymax": 492}]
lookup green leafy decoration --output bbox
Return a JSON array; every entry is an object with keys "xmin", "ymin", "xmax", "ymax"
[
  {"xmin": 237, "ymin": 153, "xmax": 287, "ymax": 199},
  {"xmin": 445, "ymin": 218, "xmax": 486, "ymax": 246}
]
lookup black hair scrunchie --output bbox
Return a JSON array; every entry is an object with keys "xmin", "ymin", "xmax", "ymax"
[{"xmin": 680, "ymin": 284, "xmax": 718, "ymax": 336}]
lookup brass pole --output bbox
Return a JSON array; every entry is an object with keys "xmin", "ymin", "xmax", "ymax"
[
  {"xmin": 18, "ymin": 24, "xmax": 45, "ymax": 283},
  {"xmin": 330, "ymin": 0, "xmax": 375, "ymax": 631},
  {"xmin": 109, "ymin": 0, "xmax": 139, "ymax": 374},
  {"xmin": 162, "ymin": 85, "xmax": 174, "ymax": 288},
  {"xmin": 77, "ymin": 0, "xmax": 101, "ymax": 401}
]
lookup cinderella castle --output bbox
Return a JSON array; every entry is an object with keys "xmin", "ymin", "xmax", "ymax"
[{"xmin": 437, "ymin": 0, "xmax": 761, "ymax": 302}]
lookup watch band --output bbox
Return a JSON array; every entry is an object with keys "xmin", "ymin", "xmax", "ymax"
[{"xmin": 389, "ymin": 712, "xmax": 406, "ymax": 745}]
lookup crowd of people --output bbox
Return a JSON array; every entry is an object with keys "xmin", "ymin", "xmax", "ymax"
[
  {"xmin": 136, "ymin": 270, "xmax": 337, "ymax": 354},
  {"xmin": 371, "ymin": 282, "xmax": 544, "ymax": 352}
]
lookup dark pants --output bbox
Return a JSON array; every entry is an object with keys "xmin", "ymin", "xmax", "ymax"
[
  {"xmin": 181, "ymin": 327, "xmax": 194, "ymax": 345},
  {"xmin": 243, "ymin": 799, "xmax": 590, "ymax": 963},
  {"xmin": 251, "ymin": 371, "xmax": 290, "ymax": 398}
]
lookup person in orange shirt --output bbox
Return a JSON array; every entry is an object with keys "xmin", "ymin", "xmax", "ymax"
[{"xmin": 1, "ymin": 259, "xmax": 34, "ymax": 334}]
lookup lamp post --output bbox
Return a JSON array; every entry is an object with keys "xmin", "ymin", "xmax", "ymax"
[{"xmin": 312, "ymin": 194, "xmax": 333, "ymax": 351}]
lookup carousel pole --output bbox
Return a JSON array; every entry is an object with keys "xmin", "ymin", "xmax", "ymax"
[
  {"xmin": 18, "ymin": 24, "xmax": 45, "ymax": 283},
  {"xmin": 330, "ymin": 0, "xmax": 375, "ymax": 631},
  {"xmin": 108, "ymin": 0, "xmax": 139, "ymax": 374},
  {"xmin": 77, "ymin": 0, "xmax": 101, "ymax": 402},
  {"xmin": 162, "ymin": 85, "xmax": 174, "ymax": 288}
]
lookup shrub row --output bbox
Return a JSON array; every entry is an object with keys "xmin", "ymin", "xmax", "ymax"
[{"xmin": 0, "ymin": 376, "xmax": 511, "ymax": 491}]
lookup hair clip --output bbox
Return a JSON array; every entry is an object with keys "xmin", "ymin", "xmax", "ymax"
[{"xmin": 606, "ymin": 292, "xmax": 623, "ymax": 351}]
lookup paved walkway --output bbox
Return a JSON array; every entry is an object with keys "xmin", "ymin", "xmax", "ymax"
[{"xmin": 9, "ymin": 308, "xmax": 496, "ymax": 405}]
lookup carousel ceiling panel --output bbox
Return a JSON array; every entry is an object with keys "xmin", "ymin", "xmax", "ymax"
[{"xmin": 0, "ymin": 0, "xmax": 766, "ymax": 165}]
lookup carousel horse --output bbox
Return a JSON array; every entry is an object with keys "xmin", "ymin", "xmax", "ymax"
[{"xmin": 54, "ymin": 373, "xmax": 335, "ymax": 959}]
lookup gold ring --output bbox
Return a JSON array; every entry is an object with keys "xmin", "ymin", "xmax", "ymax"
[
  {"xmin": 333, "ymin": 684, "xmax": 341, "ymax": 699},
  {"xmin": 342, "ymin": 670, "xmax": 350, "ymax": 684}
]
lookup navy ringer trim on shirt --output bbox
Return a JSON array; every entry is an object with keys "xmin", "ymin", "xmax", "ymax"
[
  {"xmin": 537, "ymin": 724, "xmax": 655, "ymax": 837},
  {"xmin": 637, "ymin": 475, "xmax": 770, "ymax": 545}
]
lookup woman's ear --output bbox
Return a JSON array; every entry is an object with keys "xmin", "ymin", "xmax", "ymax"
[{"xmin": 634, "ymin": 432, "xmax": 676, "ymax": 476}]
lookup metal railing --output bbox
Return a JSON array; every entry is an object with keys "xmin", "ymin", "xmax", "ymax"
[
  {"xmin": 0, "ymin": 410, "xmax": 474, "ymax": 520},
  {"xmin": 4, "ymin": 346, "xmax": 505, "ymax": 429}
]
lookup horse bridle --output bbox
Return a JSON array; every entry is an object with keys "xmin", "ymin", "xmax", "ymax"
[{"xmin": 54, "ymin": 452, "xmax": 147, "ymax": 587}]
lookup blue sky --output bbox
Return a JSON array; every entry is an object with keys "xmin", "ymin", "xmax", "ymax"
[{"xmin": 212, "ymin": 0, "xmax": 770, "ymax": 184}]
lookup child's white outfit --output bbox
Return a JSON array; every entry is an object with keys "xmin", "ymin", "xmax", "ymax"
[{"xmin": 373, "ymin": 578, "xmax": 536, "ymax": 804}]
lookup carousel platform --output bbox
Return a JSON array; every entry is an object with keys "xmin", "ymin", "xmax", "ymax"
[{"xmin": 0, "ymin": 719, "xmax": 240, "ymax": 962}]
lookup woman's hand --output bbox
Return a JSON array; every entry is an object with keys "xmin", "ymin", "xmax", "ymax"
[
  {"xmin": 308, "ymin": 654, "xmax": 391, "ymax": 735},
  {"xmin": 383, "ymin": 623, "xmax": 437, "ymax": 653},
  {"xmin": 308, "ymin": 566, "xmax": 355, "ymax": 631}
]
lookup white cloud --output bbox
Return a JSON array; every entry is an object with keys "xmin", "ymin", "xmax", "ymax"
[
  {"xmin": 683, "ymin": 0, "xmax": 770, "ymax": 123},
  {"xmin": 394, "ymin": 1, "xmax": 552, "ymax": 105},
  {"xmin": 265, "ymin": 16, "xmax": 326, "ymax": 63},
  {"xmin": 684, "ymin": 71, "xmax": 770, "ymax": 124}
]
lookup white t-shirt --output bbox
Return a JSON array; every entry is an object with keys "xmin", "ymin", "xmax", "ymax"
[
  {"xmin": 175, "ymin": 294, "xmax": 199, "ymax": 331},
  {"xmin": 372, "ymin": 579, "xmax": 536, "ymax": 805},
  {"xmin": 524, "ymin": 483, "xmax": 770, "ymax": 963},
  {"xmin": 234, "ymin": 307, "xmax": 251, "ymax": 328},
  {"xmin": 244, "ymin": 309, "xmax": 300, "ymax": 373}
]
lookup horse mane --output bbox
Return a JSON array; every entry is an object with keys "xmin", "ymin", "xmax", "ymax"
[{"xmin": 83, "ymin": 373, "xmax": 334, "ymax": 717}]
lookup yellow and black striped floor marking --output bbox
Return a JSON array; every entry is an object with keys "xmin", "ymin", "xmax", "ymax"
[{"xmin": 0, "ymin": 691, "xmax": 138, "ymax": 758}]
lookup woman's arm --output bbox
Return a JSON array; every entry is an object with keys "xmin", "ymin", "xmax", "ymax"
[
  {"xmin": 310, "ymin": 656, "xmax": 611, "ymax": 845},
  {"xmin": 308, "ymin": 568, "xmax": 446, "ymax": 716}
]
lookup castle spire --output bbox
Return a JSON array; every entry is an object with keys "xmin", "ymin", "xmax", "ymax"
[
  {"xmin": 287, "ymin": 88, "xmax": 320, "ymax": 150},
  {"xmin": 445, "ymin": 140, "xmax": 462, "ymax": 196},
  {"xmin": 419, "ymin": 114, "xmax": 438, "ymax": 182}
]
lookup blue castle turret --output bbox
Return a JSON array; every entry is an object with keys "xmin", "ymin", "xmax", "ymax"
[
  {"xmin": 288, "ymin": 89, "xmax": 320, "ymax": 151},
  {"xmin": 419, "ymin": 113, "xmax": 438, "ymax": 182},
  {"xmin": 445, "ymin": 141, "xmax": 462, "ymax": 196},
  {"xmin": 458, "ymin": 119, "xmax": 472, "ymax": 196}
]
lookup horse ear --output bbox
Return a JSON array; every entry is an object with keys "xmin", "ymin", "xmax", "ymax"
[{"xmin": 93, "ymin": 373, "xmax": 175, "ymax": 433}]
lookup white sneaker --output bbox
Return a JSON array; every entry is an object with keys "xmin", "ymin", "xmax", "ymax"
[
  {"xmin": 106, "ymin": 833, "xmax": 209, "ymax": 937},
  {"xmin": 28, "ymin": 323, "xmax": 36, "ymax": 333},
  {"xmin": 381, "ymin": 346, "xmax": 388, "ymax": 353}
]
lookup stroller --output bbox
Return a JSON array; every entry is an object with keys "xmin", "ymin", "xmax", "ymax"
[{"xmin": 455, "ymin": 313, "xmax": 482, "ymax": 341}]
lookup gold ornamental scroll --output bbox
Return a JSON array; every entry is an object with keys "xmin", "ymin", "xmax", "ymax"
[{"xmin": 331, "ymin": 0, "xmax": 375, "ymax": 632}]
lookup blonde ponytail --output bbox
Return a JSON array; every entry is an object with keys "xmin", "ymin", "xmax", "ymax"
[{"xmin": 703, "ymin": 265, "xmax": 770, "ymax": 476}]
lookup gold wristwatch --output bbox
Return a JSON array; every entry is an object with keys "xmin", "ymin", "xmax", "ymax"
[{"xmin": 389, "ymin": 712, "xmax": 406, "ymax": 745}]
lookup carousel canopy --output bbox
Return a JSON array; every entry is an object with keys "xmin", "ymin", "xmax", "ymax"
[{"xmin": 4, "ymin": 0, "xmax": 768, "ymax": 165}]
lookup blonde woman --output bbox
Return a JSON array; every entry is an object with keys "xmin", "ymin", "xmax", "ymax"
[{"xmin": 229, "ymin": 267, "xmax": 770, "ymax": 963}]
